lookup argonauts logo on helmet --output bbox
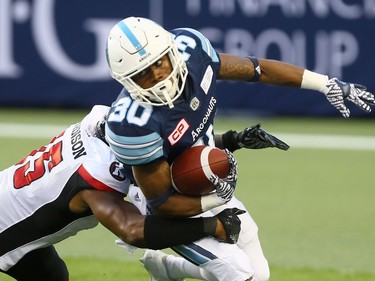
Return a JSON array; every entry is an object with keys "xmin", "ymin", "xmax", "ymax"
[{"xmin": 139, "ymin": 52, "xmax": 151, "ymax": 62}]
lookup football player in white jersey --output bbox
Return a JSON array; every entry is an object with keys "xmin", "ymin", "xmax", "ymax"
[
  {"xmin": 105, "ymin": 17, "xmax": 375, "ymax": 281},
  {"xmin": 0, "ymin": 105, "xmax": 246, "ymax": 281}
]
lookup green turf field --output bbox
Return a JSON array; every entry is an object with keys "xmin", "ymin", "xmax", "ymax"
[{"xmin": 0, "ymin": 108, "xmax": 374, "ymax": 281}]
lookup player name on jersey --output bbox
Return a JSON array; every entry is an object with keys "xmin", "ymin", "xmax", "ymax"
[{"xmin": 71, "ymin": 123, "xmax": 87, "ymax": 159}]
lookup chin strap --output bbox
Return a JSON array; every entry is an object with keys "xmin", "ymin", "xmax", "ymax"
[{"xmin": 161, "ymin": 79, "xmax": 175, "ymax": 108}]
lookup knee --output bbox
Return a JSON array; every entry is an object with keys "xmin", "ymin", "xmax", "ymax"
[
  {"xmin": 201, "ymin": 255, "xmax": 254, "ymax": 281},
  {"xmin": 254, "ymin": 270, "xmax": 270, "ymax": 281},
  {"xmin": 252, "ymin": 260, "xmax": 270, "ymax": 281},
  {"xmin": 43, "ymin": 255, "xmax": 69, "ymax": 281},
  {"xmin": 6, "ymin": 247, "xmax": 69, "ymax": 281}
]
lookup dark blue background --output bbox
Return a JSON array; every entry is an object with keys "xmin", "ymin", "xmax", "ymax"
[{"xmin": 1, "ymin": 0, "xmax": 374, "ymax": 117}]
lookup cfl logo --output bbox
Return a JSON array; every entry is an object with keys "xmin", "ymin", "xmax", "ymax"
[
  {"xmin": 110, "ymin": 162, "xmax": 126, "ymax": 181},
  {"xmin": 168, "ymin": 118, "xmax": 190, "ymax": 145}
]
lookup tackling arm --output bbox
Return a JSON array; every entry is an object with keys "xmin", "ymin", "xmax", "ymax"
[{"xmin": 71, "ymin": 188, "xmax": 242, "ymax": 248}]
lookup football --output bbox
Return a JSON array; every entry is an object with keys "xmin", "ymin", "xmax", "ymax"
[{"xmin": 170, "ymin": 145, "xmax": 230, "ymax": 196}]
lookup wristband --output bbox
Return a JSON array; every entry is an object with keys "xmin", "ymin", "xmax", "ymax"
[
  {"xmin": 301, "ymin": 70, "xmax": 329, "ymax": 94},
  {"xmin": 201, "ymin": 193, "xmax": 225, "ymax": 212},
  {"xmin": 221, "ymin": 130, "xmax": 240, "ymax": 152},
  {"xmin": 247, "ymin": 56, "xmax": 261, "ymax": 82},
  {"xmin": 146, "ymin": 188, "xmax": 174, "ymax": 209}
]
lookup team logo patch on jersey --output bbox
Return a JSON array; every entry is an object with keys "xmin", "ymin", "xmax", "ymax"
[
  {"xmin": 168, "ymin": 118, "xmax": 190, "ymax": 146},
  {"xmin": 200, "ymin": 65, "xmax": 213, "ymax": 94},
  {"xmin": 109, "ymin": 162, "xmax": 126, "ymax": 181},
  {"xmin": 190, "ymin": 97, "xmax": 200, "ymax": 111}
]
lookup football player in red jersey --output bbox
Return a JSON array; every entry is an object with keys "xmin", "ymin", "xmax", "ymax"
[{"xmin": 0, "ymin": 105, "xmax": 244, "ymax": 281}]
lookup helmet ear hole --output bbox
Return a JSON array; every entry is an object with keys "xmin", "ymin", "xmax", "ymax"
[{"xmin": 107, "ymin": 17, "xmax": 188, "ymax": 107}]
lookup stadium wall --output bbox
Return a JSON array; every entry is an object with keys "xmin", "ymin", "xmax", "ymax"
[{"xmin": 1, "ymin": 0, "xmax": 374, "ymax": 117}]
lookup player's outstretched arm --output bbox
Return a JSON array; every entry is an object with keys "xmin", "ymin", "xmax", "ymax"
[{"xmin": 217, "ymin": 53, "xmax": 375, "ymax": 117}]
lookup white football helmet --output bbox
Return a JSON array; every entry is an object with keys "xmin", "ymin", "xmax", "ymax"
[{"xmin": 106, "ymin": 17, "xmax": 188, "ymax": 108}]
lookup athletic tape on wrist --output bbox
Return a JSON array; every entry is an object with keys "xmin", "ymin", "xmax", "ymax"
[
  {"xmin": 301, "ymin": 69, "xmax": 329, "ymax": 93},
  {"xmin": 201, "ymin": 193, "xmax": 224, "ymax": 212}
]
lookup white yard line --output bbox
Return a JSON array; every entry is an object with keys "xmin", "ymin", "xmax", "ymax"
[
  {"xmin": 276, "ymin": 133, "xmax": 375, "ymax": 151},
  {"xmin": 0, "ymin": 123, "xmax": 66, "ymax": 139},
  {"xmin": 1, "ymin": 123, "xmax": 375, "ymax": 151}
]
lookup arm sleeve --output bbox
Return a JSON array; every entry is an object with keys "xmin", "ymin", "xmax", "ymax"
[{"xmin": 144, "ymin": 216, "xmax": 217, "ymax": 249}]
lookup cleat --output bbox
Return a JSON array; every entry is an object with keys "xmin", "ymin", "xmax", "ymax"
[{"xmin": 140, "ymin": 250, "xmax": 184, "ymax": 281}]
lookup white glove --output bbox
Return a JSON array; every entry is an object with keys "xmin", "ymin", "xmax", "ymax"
[
  {"xmin": 209, "ymin": 175, "xmax": 235, "ymax": 202},
  {"xmin": 201, "ymin": 150, "xmax": 238, "ymax": 212},
  {"xmin": 209, "ymin": 149, "xmax": 237, "ymax": 202},
  {"xmin": 322, "ymin": 78, "xmax": 375, "ymax": 118}
]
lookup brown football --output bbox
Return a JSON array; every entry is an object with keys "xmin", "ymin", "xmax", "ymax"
[{"xmin": 170, "ymin": 145, "xmax": 230, "ymax": 196}]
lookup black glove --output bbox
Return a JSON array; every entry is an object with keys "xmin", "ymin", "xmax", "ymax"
[
  {"xmin": 215, "ymin": 208, "xmax": 246, "ymax": 244},
  {"xmin": 222, "ymin": 124, "xmax": 290, "ymax": 152}
]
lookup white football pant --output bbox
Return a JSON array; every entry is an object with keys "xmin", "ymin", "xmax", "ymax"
[{"xmin": 128, "ymin": 185, "xmax": 270, "ymax": 281}]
